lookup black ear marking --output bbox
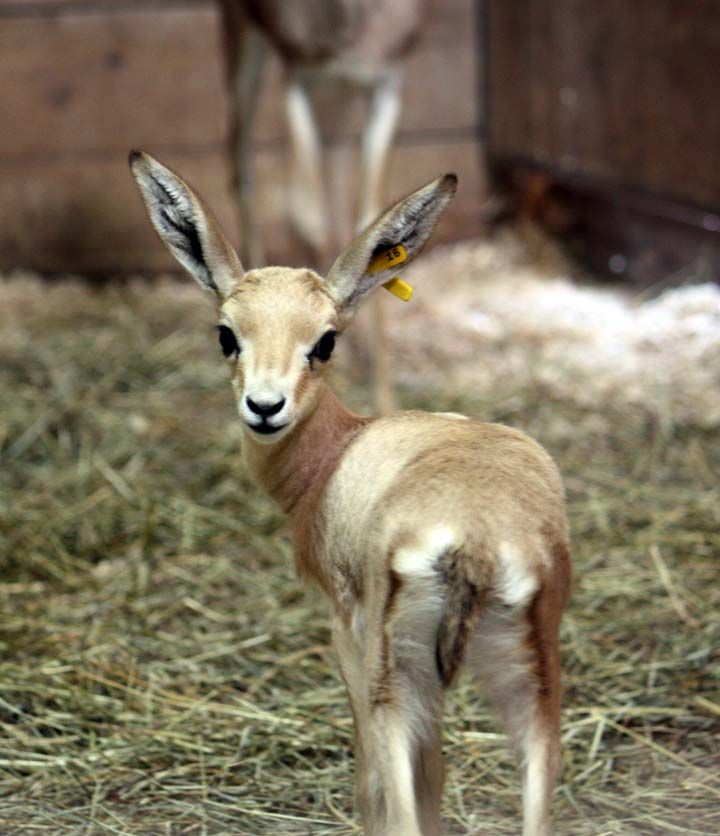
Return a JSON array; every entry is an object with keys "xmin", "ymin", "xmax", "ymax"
[
  {"xmin": 130, "ymin": 150, "xmax": 243, "ymax": 299},
  {"xmin": 133, "ymin": 156, "xmax": 216, "ymax": 293},
  {"xmin": 152, "ymin": 175, "xmax": 206, "ymax": 273},
  {"xmin": 150, "ymin": 175, "xmax": 204, "ymax": 257}
]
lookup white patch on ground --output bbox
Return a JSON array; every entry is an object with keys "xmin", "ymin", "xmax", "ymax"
[{"xmin": 391, "ymin": 234, "xmax": 720, "ymax": 429}]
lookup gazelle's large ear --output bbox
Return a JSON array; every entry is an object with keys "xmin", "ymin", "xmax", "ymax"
[
  {"xmin": 129, "ymin": 151, "xmax": 242, "ymax": 299},
  {"xmin": 326, "ymin": 173, "xmax": 457, "ymax": 313}
]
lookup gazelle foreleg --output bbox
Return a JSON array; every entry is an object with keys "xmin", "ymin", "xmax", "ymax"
[
  {"xmin": 357, "ymin": 71, "xmax": 403, "ymax": 415},
  {"xmin": 285, "ymin": 78, "xmax": 329, "ymax": 264},
  {"xmin": 222, "ymin": 10, "xmax": 267, "ymax": 269}
]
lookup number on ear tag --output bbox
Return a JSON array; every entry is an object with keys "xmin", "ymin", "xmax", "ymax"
[
  {"xmin": 368, "ymin": 244, "xmax": 413, "ymax": 301},
  {"xmin": 368, "ymin": 243, "xmax": 408, "ymax": 274}
]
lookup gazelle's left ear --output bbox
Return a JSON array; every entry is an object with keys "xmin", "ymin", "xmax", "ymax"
[
  {"xmin": 326, "ymin": 173, "xmax": 457, "ymax": 313},
  {"xmin": 129, "ymin": 150, "xmax": 242, "ymax": 300}
]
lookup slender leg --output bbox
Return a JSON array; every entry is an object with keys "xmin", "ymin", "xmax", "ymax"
[
  {"xmin": 332, "ymin": 617, "xmax": 385, "ymax": 832},
  {"xmin": 333, "ymin": 612, "xmax": 443, "ymax": 836},
  {"xmin": 520, "ymin": 592, "xmax": 563, "ymax": 836},
  {"xmin": 469, "ymin": 589, "xmax": 563, "ymax": 836},
  {"xmin": 412, "ymin": 718, "xmax": 444, "ymax": 836},
  {"xmin": 357, "ymin": 71, "xmax": 403, "ymax": 415},
  {"xmin": 285, "ymin": 78, "xmax": 329, "ymax": 264},
  {"xmin": 222, "ymin": 13, "xmax": 266, "ymax": 268},
  {"xmin": 372, "ymin": 704, "xmax": 423, "ymax": 836},
  {"xmin": 357, "ymin": 71, "xmax": 403, "ymax": 231}
]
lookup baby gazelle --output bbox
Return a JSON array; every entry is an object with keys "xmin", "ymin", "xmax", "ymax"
[{"xmin": 130, "ymin": 151, "xmax": 572, "ymax": 836}]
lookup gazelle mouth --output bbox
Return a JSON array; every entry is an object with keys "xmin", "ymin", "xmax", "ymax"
[{"xmin": 247, "ymin": 421, "xmax": 286, "ymax": 435}]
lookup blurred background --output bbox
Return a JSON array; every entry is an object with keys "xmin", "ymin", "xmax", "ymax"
[
  {"xmin": 2, "ymin": 0, "xmax": 720, "ymax": 281},
  {"xmin": 1, "ymin": 1, "xmax": 719, "ymax": 834}
]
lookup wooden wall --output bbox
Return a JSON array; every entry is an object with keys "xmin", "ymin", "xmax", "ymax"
[
  {"xmin": 487, "ymin": 0, "xmax": 720, "ymax": 206},
  {"xmin": 486, "ymin": 0, "xmax": 720, "ymax": 281},
  {"xmin": 0, "ymin": 0, "xmax": 483, "ymax": 275}
]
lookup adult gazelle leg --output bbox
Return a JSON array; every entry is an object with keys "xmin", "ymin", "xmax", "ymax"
[
  {"xmin": 285, "ymin": 78, "xmax": 329, "ymax": 265},
  {"xmin": 221, "ymin": 7, "xmax": 266, "ymax": 268},
  {"xmin": 358, "ymin": 71, "xmax": 403, "ymax": 415}
]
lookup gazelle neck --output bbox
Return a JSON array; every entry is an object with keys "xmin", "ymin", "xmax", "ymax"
[
  {"xmin": 242, "ymin": 382, "xmax": 372, "ymax": 519},
  {"xmin": 242, "ymin": 382, "xmax": 372, "ymax": 595}
]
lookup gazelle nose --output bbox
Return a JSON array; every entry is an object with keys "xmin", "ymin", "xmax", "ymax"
[{"xmin": 246, "ymin": 396, "xmax": 286, "ymax": 418}]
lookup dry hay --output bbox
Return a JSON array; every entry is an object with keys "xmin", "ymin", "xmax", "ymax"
[{"xmin": 1, "ymin": 237, "xmax": 719, "ymax": 834}]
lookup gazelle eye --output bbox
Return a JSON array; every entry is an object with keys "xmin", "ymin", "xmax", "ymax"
[
  {"xmin": 309, "ymin": 330, "xmax": 336, "ymax": 366},
  {"xmin": 217, "ymin": 325, "xmax": 240, "ymax": 358}
]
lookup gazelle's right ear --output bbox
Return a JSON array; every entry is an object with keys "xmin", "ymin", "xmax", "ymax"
[{"xmin": 129, "ymin": 151, "xmax": 242, "ymax": 299}]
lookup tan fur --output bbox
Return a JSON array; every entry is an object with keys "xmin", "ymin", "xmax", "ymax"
[{"xmin": 130, "ymin": 155, "xmax": 572, "ymax": 836}]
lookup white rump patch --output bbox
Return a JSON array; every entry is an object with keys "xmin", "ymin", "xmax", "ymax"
[
  {"xmin": 495, "ymin": 541, "xmax": 539, "ymax": 607},
  {"xmin": 393, "ymin": 525, "xmax": 456, "ymax": 579}
]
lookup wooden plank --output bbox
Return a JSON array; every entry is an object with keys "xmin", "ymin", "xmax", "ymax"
[
  {"xmin": 0, "ymin": 6, "xmax": 228, "ymax": 159},
  {"xmin": 0, "ymin": 0, "xmax": 483, "ymax": 274},
  {"xmin": 488, "ymin": 0, "xmax": 720, "ymax": 209},
  {"xmin": 0, "ymin": 0, "xmax": 478, "ymax": 161},
  {"xmin": 486, "ymin": 0, "xmax": 533, "ymax": 157},
  {"xmin": 638, "ymin": 0, "xmax": 720, "ymax": 205},
  {"xmin": 0, "ymin": 1, "xmax": 205, "ymax": 13},
  {"xmin": 0, "ymin": 149, "xmax": 235, "ymax": 275},
  {"xmin": 0, "ymin": 139, "xmax": 482, "ymax": 274}
]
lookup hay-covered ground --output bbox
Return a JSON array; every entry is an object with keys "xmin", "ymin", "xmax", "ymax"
[{"xmin": 1, "ymin": 238, "xmax": 719, "ymax": 834}]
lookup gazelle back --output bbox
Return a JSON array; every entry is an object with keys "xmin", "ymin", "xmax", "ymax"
[{"xmin": 130, "ymin": 150, "xmax": 572, "ymax": 836}]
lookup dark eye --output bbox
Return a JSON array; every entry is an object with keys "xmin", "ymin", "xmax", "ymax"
[
  {"xmin": 217, "ymin": 325, "xmax": 240, "ymax": 358},
  {"xmin": 309, "ymin": 330, "xmax": 336, "ymax": 365}
]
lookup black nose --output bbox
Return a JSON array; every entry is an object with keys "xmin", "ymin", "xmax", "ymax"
[{"xmin": 246, "ymin": 396, "xmax": 285, "ymax": 418}]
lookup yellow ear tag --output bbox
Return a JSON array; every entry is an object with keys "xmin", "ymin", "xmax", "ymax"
[
  {"xmin": 382, "ymin": 277, "xmax": 414, "ymax": 301},
  {"xmin": 368, "ymin": 243, "xmax": 414, "ymax": 301}
]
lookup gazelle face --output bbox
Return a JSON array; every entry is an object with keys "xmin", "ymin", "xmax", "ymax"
[
  {"xmin": 129, "ymin": 150, "xmax": 456, "ymax": 443},
  {"xmin": 217, "ymin": 267, "xmax": 339, "ymax": 443}
]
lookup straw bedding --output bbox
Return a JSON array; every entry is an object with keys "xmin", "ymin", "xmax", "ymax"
[{"xmin": 1, "ymin": 234, "xmax": 718, "ymax": 834}]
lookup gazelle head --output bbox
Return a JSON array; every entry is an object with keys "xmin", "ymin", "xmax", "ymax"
[{"xmin": 129, "ymin": 151, "xmax": 456, "ymax": 443}]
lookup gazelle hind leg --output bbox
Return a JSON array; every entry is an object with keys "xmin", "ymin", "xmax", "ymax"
[
  {"xmin": 332, "ymin": 618, "xmax": 424, "ymax": 836},
  {"xmin": 468, "ymin": 592, "xmax": 562, "ymax": 836},
  {"xmin": 374, "ymin": 706, "xmax": 423, "ymax": 835},
  {"xmin": 412, "ymin": 718, "xmax": 444, "ymax": 836},
  {"xmin": 521, "ymin": 587, "xmax": 564, "ymax": 836}
]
